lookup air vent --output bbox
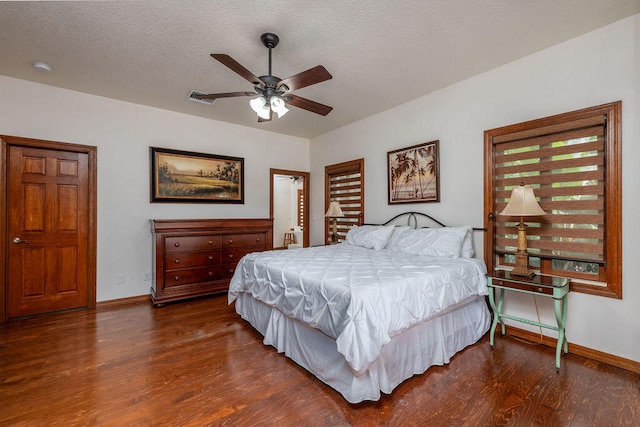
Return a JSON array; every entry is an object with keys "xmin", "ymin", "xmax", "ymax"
[{"xmin": 186, "ymin": 90, "xmax": 214, "ymax": 105}]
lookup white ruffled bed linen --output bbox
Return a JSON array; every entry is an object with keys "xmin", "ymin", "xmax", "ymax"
[
  {"xmin": 228, "ymin": 244, "xmax": 489, "ymax": 375},
  {"xmin": 234, "ymin": 292, "xmax": 490, "ymax": 403}
]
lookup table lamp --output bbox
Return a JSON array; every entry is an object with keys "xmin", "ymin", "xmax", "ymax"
[
  {"xmin": 325, "ymin": 201, "xmax": 345, "ymax": 243},
  {"xmin": 499, "ymin": 183, "xmax": 546, "ymax": 278}
]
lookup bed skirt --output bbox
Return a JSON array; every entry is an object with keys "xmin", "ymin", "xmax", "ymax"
[{"xmin": 233, "ymin": 293, "xmax": 491, "ymax": 403}]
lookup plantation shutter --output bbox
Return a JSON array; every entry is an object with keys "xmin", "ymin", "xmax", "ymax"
[
  {"xmin": 297, "ymin": 189, "xmax": 304, "ymax": 230},
  {"xmin": 325, "ymin": 159, "xmax": 364, "ymax": 243},
  {"xmin": 493, "ymin": 115, "xmax": 606, "ymax": 264}
]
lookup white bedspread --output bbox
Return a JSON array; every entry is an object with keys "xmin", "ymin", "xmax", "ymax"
[{"xmin": 228, "ymin": 244, "xmax": 488, "ymax": 375}]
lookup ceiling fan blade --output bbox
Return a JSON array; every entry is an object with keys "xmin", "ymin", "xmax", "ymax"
[
  {"xmin": 195, "ymin": 91, "xmax": 254, "ymax": 101},
  {"xmin": 286, "ymin": 94, "xmax": 333, "ymax": 116},
  {"xmin": 211, "ymin": 54, "xmax": 261, "ymax": 85},
  {"xmin": 257, "ymin": 109, "xmax": 273, "ymax": 123},
  {"xmin": 277, "ymin": 65, "xmax": 332, "ymax": 91}
]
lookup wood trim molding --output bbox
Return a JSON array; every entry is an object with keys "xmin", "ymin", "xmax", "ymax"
[
  {"xmin": 96, "ymin": 295, "xmax": 149, "ymax": 310},
  {"xmin": 499, "ymin": 325, "xmax": 640, "ymax": 375}
]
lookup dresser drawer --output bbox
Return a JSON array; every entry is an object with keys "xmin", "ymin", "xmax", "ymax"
[
  {"xmin": 222, "ymin": 233, "xmax": 266, "ymax": 248},
  {"xmin": 221, "ymin": 248, "xmax": 256, "ymax": 264},
  {"xmin": 165, "ymin": 235, "xmax": 220, "ymax": 253},
  {"xmin": 491, "ymin": 278, "xmax": 553, "ymax": 296},
  {"xmin": 221, "ymin": 263, "xmax": 239, "ymax": 279},
  {"xmin": 165, "ymin": 251, "xmax": 220, "ymax": 270},
  {"xmin": 164, "ymin": 266, "xmax": 223, "ymax": 287}
]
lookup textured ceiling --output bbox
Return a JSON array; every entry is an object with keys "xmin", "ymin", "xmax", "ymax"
[{"xmin": 0, "ymin": 1, "xmax": 638, "ymax": 139}]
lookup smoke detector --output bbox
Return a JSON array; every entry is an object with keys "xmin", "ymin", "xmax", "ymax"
[{"xmin": 32, "ymin": 61, "xmax": 52, "ymax": 72}]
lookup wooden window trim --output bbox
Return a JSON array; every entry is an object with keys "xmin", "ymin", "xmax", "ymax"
[
  {"xmin": 484, "ymin": 101, "xmax": 622, "ymax": 298},
  {"xmin": 325, "ymin": 158, "xmax": 364, "ymax": 244}
]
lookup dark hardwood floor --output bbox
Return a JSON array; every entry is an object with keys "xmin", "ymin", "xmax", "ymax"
[{"xmin": 1, "ymin": 295, "xmax": 638, "ymax": 426}]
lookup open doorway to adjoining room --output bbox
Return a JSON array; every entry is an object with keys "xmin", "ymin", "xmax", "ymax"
[{"xmin": 270, "ymin": 168, "xmax": 309, "ymax": 250}]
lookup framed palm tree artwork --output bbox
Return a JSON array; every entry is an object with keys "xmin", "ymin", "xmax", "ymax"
[{"xmin": 387, "ymin": 140, "xmax": 440, "ymax": 204}]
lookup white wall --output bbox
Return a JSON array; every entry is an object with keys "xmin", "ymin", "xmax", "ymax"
[
  {"xmin": 0, "ymin": 76, "xmax": 309, "ymax": 301},
  {"xmin": 310, "ymin": 15, "xmax": 639, "ymax": 363}
]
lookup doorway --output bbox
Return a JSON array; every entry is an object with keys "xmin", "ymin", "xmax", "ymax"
[
  {"xmin": 1, "ymin": 135, "xmax": 97, "ymax": 321},
  {"xmin": 270, "ymin": 168, "xmax": 309, "ymax": 249}
]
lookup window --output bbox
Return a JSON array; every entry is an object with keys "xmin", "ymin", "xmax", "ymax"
[
  {"xmin": 325, "ymin": 159, "xmax": 364, "ymax": 244},
  {"xmin": 484, "ymin": 101, "xmax": 622, "ymax": 298}
]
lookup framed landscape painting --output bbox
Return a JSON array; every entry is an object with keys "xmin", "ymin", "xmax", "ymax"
[
  {"xmin": 150, "ymin": 147, "xmax": 244, "ymax": 203},
  {"xmin": 387, "ymin": 140, "xmax": 440, "ymax": 204}
]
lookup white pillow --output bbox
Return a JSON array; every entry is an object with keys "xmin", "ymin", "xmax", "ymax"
[
  {"xmin": 345, "ymin": 225, "xmax": 395, "ymax": 250},
  {"xmin": 384, "ymin": 225, "xmax": 412, "ymax": 250},
  {"xmin": 451, "ymin": 226, "xmax": 474, "ymax": 258},
  {"xmin": 394, "ymin": 227, "xmax": 467, "ymax": 258}
]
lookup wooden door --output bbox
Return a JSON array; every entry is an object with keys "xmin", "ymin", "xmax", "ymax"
[{"xmin": 3, "ymin": 137, "xmax": 96, "ymax": 319}]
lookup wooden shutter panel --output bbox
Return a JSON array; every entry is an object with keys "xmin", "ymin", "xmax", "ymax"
[
  {"xmin": 325, "ymin": 159, "xmax": 364, "ymax": 243},
  {"xmin": 297, "ymin": 189, "xmax": 304, "ymax": 230},
  {"xmin": 493, "ymin": 116, "xmax": 606, "ymax": 263}
]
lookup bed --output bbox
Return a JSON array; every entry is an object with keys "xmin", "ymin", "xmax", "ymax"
[{"xmin": 228, "ymin": 212, "xmax": 491, "ymax": 403}]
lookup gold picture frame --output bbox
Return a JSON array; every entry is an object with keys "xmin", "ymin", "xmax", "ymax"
[{"xmin": 150, "ymin": 147, "xmax": 244, "ymax": 203}]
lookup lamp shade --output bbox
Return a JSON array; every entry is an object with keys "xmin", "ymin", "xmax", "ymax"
[
  {"xmin": 256, "ymin": 106, "xmax": 271, "ymax": 120},
  {"xmin": 325, "ymin": 201, "xmax": 345, "ymax": 218},
  {"xmin": 249, "ymin": 96, "xmax": 271, "ymax": 119},
  {"xmin": 249, "ymin": 96, "xmax": 266, "ymax": 112},
  {"xmin": 500, "ymin": 184, "xmax": 546, "ymax": 216},
  {"xmin": 270, "ymin": 97, "xmax": 289, "ymax": 118}
]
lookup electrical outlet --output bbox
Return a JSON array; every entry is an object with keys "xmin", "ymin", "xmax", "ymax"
[
  {"xmin": 144, "ymin": 272, "xmax": 151, "ymax": 281},
  {"xmin": 116, "ymin": 275, "xmax": 125, "ymax": 285}
]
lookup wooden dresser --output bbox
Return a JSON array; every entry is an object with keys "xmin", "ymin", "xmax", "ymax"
[{"xmin": 150, "ymin": 218, "xmax": 273, "ymax": 306}]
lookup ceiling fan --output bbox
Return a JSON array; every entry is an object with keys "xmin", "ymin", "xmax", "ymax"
[{"xmin": 195, "ymin": 33, "xmax": 333, "ymax": 122}]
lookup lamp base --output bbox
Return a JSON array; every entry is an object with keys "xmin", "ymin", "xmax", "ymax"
[
  {"xmin": 510, "ymin": 250, "xmax": 535, "ymax": 278},
  {"xmin": 510, "ymin": 265, "xmax": 536, "ymax": 278}
]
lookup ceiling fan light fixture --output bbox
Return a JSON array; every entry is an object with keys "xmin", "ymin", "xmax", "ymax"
[
  {"xmin": 256, "ymin": 104, "xmax": 271, "ymax": 120},
  {"xmin": 270, "ymin": 96, "xmax": 289, "ymax": 118},
  {"xmin": 249, "ymin": 96, "xmax": 267, "ymax": 113}
]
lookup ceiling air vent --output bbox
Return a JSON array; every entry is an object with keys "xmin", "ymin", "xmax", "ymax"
[{"xmin": 186, "ymin": 90, "xmax": 214, "ymax": 105}]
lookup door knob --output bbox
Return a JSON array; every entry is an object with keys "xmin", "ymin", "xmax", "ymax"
[{"xmin": 12, "ymin": 237, "xmax": 29, "ymax": 244}]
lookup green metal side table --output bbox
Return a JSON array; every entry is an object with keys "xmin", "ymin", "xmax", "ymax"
[{"xmin": 487, "ymin": 270, "xmax": 570, "ymax": 371}]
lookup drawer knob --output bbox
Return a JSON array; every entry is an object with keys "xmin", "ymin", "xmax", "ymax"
[
  {"xmin": 174, "ymin": 276, "xmax": 180, "ymax": 281},
  {"xmin": 228, "ymin": 239, "xmax": 233, "ymax": 244},
  {"xmin": 255, "ymin": 238, "xmax": 261, "ymax": 242},
  {"xmin": 174, "ymin": 259, "xmax": 180, "ymax": 264},
  {"xmin": 228, "ymin": 254, "xmax": 234, "ymax": 259},
  {"xmin": 208, "ymin": 256, "xmax": 213, "ymax": 260},
  {"xmin": 228, "ymin": 269, "xmax": 234, "ymax": 273},
  {"xmin": 208, "ymin": 271, "xmax": 214, "ymax": 276},
  {"xmin": 494, "ymin": 280, "xmax": 503, "ymax": 286},
  {"xmin": 208, "ymin": 240, "xmax": 213, "ymax": 245},
  {"xmin": 174, "ymin": 242, "xmax": 180, "ymax": 247},
  {"xmin": 538, "ymin": 287, "xmax": 544, "ymax": 293}
]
